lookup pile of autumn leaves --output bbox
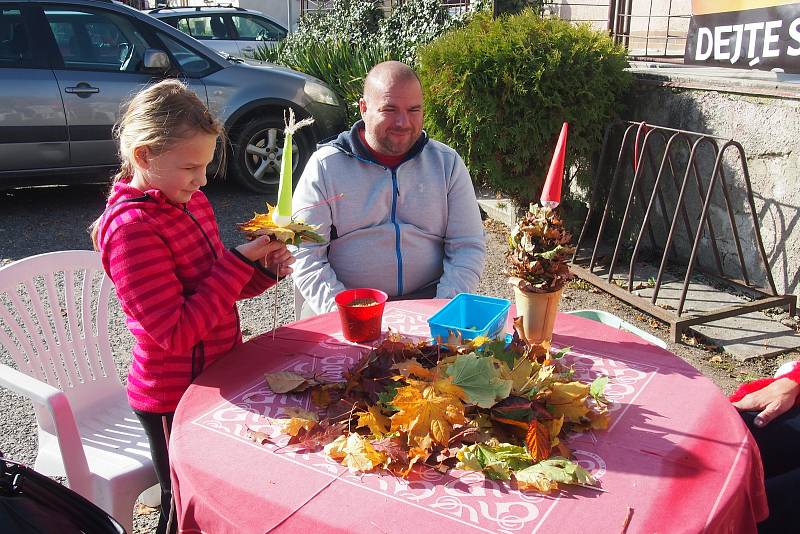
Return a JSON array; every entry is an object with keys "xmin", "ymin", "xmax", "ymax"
[{"xmin": 254, "ymin": 330, "xmax": 610, "ymax": 493}]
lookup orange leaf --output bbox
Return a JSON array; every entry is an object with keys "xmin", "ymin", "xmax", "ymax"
[{"xmin": 526, "ymin": 420, "xmax": 551, "ymax": 462}]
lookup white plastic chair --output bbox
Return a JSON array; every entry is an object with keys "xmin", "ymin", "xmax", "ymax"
[
  {"xmin": 0, "ymin": 250, "xmax": 158, "ymax": 534},
  {"xmin": 565, "ymin": 309, "xmax": 668, "ymax": 349}
]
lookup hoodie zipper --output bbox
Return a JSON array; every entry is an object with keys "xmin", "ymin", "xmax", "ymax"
[
  {"xmin": 390, "ymin": 168, "xmax": 403, "ymax": 296},
  {"xmin": 183, "ymin": 205, "xmax": 218, "ymax": 260},
  {"xmin": 183, "ymin": 204, "xmax": 216, "ymax": 379}
]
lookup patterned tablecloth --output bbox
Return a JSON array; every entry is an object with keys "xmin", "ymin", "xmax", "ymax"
[{"xmin": 170, "ymin": 300, "xmax": 768, "ymax": 534}]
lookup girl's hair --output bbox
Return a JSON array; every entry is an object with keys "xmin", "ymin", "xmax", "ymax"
[
  {"xmin": 113, "ymin": 78, "xmax": 225, "ymax": 183},
  {"xmin": 90, "ymin": 79, "xmax": 225, "ymax": 248}
]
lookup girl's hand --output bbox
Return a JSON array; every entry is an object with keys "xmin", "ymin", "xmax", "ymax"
[
  {"xmin": 262, "ymin": 239, "xmax": 295, "ymax": 277},
  {"xmin": 732, "ymin": 377, "xmax": 800, "ymax": 427},
  {"xmin": 236, "ymin": 236, "xmax": 294, "ymax": 277}
]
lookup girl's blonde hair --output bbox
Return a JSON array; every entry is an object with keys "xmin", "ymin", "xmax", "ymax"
[
  {"xmin": 91, "ymin": 79, "xmax": 224, "ymax": 248},
  {"xmin": 113, "ymin": 78, "xmax": 225, "ymax": 183}
]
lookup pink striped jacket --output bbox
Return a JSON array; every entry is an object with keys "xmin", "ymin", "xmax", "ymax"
[{"xmin": 96, "ymin": 181, "xmax": 276, "ymax": 413}]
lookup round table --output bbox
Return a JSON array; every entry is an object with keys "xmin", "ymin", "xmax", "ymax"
[{"xmin": 170, "ymin": 300, "xmax": 767, "ymax": 533}]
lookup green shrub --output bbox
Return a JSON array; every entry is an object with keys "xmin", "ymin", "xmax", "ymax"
[
  {"xmin": 418, "ymin": 10, "xmax": 631, "ymax": 205},
  {"xmin": 254, "ymin": 0, "xmax": 489, "ymax": 125},
  {"xmin": 294, "ymin": 0, "xmax": 383, "ymax": 46},
  {"xmin": 378, "ymin": 0, "xmax": 460, "ymax": 64}
]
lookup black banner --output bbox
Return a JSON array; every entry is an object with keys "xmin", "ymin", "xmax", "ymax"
[{"xmin": 685, "ymin": 3, "xmax": 800, "ymax": 73}]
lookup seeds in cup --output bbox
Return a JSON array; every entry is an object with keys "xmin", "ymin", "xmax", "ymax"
[{"xmin": 349, "ymin": 297, "xmax": 378, "ymax": 307}]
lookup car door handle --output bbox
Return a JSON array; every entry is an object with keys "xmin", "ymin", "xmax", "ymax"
[
  {"xmin": 241, "ymin": 46, "xmax": 255, "ymax": 52},
  {"xmin": 65, "ymin": 84, "xmax": 100, "ymax": 95}
]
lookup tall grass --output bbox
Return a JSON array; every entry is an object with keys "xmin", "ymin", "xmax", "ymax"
[{"xmin": 255, "ymin": 40, "xmax": 399, "ymax": 126}]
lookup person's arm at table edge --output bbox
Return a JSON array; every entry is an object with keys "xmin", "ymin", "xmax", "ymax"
[
  {"xmin": 291, "ymin": 154, "xmax": 345, "ymax": 314},
  {"xmin": 436, "ymin": 152, "xmax": 486, "ymax": 299},
  {"xmin": 731, "ymin": 362, "xmax": 800, "ymax": 427}
]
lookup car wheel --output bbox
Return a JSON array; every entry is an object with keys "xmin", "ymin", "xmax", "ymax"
[{"xmin": 230, "ymin": 115, "xmax": 313, "ymax": 194}]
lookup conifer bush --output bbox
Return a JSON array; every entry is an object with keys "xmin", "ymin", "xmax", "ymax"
[{"xmin": 418, "ymin": 10, "xmax": 631, "ymax": 204}]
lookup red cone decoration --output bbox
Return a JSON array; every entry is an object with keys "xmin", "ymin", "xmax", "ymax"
[{"xmin": 540, "ymin": 122, "xmax": 568, "ymax": 209}]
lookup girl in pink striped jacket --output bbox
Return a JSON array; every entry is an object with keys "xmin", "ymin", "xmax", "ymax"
[{"xmin": 91, "ymin": 79, "xmax": 294, "ymax": 534}]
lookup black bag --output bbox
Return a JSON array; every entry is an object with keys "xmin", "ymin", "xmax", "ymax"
[{"xmin": 0, "ymin": 452, "xmax": 125, "ymax": 534}]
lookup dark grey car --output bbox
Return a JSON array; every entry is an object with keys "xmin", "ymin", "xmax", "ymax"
[{"xmin": 0, "ymin": 0, "xmax": 347, "ymax": 193}]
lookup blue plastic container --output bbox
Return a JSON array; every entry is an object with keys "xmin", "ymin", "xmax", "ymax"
[{"xmin": 428, "ymin": 293, "xmax": 512, "ymax": 341}]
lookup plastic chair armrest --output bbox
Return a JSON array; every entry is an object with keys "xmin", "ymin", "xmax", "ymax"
[
  {"xmin": 0, "ymin": 362, "xmax": 91, "ymax": 489},
  {"xmin": 0, "ymin": 361, "xmax": 62, "ymax": 404}
]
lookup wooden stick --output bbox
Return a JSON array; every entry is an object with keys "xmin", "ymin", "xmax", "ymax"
[
  {"xmin": 620, "ymin": 506, "xmax": 634, "ymax": 534},
  {"xmin": 272, "ymin": 262, "xmax": 280, "ymax": 341}
]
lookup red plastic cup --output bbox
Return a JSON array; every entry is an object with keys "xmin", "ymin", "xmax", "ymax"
[{"xmin": 335, "ymin": 288, "xmax": 388, "ymax": 343}]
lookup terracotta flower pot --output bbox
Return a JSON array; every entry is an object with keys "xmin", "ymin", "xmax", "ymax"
[{"xmin": 512, "ymin": 285, "xmax": 564, "ymax": 353}]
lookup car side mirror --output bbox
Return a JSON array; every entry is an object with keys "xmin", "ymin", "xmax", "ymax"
[{"xmin": 143, "ymin": 49, "xmax": 170, "ymax": 71}]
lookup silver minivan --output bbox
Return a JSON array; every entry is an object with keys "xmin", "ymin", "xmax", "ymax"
[
  {"xmin": 146, "ymin": 6, "xmax": 287, "ymax": 58},
  {"xmin": 0, "ymin": 0, "xmax": 346, "ymax": 193}
]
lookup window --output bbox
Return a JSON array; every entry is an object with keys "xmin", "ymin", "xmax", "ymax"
[
  {"xmin": 0, "ymin": 8, "xmax": 32, "ymax": 67},
  {"xmin": 175, "ymin": 15, "xmax": 229, "ymax": 40},
  {"xmin": 156, "ymin": 32, "xmax": 213, "ymax": 77},
  {"xmin": 44, "ymin": 7, "xmax": 150, "ymax": 72},
  {"xmin": 232, "ymin": 15, "xmax": 285, "ymax": 41}
]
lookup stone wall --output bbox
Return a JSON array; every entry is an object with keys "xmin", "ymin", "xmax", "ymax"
[{"xmin": 618, "ymin": 69, "xmax": 800, "ymax": 298}]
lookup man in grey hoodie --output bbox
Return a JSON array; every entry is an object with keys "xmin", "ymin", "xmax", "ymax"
[{"xmin": 291, "ymin": 61, "xmax": 486, "ymax": 317}]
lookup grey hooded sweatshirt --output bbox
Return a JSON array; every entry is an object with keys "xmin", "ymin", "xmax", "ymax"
[{"xmin": 291, "ymin": 120, "xmax": 486, "ymax": 315}]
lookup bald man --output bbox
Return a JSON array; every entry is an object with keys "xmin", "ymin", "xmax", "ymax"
[{"xmin": 291, "ymin": 61, "xmax": 486, "ymax": 317}]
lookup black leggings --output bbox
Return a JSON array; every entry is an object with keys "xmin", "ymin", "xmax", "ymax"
[
  {"xmin": 740, "ymin": 406, "xmax": 800, "ymax": 534},
  {"xmin": 134, "ymin": 410, "xmax": 177, "ymax": 534}
]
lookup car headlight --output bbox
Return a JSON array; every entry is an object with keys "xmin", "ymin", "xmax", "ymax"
[{"xmin": 304, "ymin": 80, "xmax": 340, "ymax": 106}]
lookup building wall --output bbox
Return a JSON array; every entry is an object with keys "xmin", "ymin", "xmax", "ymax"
[{"xmin": 239, "ymin": 0, "xmax": 301, "ymax": 30}]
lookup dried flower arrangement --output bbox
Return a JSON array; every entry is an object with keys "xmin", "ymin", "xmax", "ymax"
[{"xmin": 507, "ymin": 204, "xmax": 575, "ymax": 294}]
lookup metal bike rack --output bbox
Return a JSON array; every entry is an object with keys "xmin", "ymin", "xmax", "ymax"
[{"xmin": 571, "ymin": 120, "xmax": 797, "ymax": 342}]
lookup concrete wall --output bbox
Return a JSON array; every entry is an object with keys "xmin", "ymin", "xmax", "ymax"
[{"xmin": 618, "ymin": 70, "xmax": 800, "ymax": 298}]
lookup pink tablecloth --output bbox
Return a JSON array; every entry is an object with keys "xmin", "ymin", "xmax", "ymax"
[{"xmin": 170, "ymin": 300, "xmax": 768, "ymax": 534}]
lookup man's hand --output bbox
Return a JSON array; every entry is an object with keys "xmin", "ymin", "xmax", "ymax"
[{"xmin": 732, "ymin": 377, "xmax": 800, "ymax": 427}]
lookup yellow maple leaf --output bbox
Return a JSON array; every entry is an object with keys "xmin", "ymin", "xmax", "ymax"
[
  {"xmin": 588, "ymin": 411, "xmax": 610, "ymax": 430},
  {"xmin": 504, "ymin": 356, "xmax": 535, "ymax": 394},
  {"xmin": 547, "ymin": 382, "xmax": 590, "ymax": 422},
  {"xmin": 469, "ymin": 335, "xmax": 491, "ymax": 348},
  {"xmin": 272, "ymin": 407, "xmax": 318, "ymax": 436},
  {"xmin": 537, "ymin": 363, "xmax": 556, "ymax": 383},
  {"xmin": 544, "ymin": 415, "xmax": 564, "ymax": 438},
  {"xmin": 324, "ymin": 433, "xmax": 386, "ymax": 473},
  {"xmin": 402, "ymin": 445, "xmax": 432, "ymax": 477},
  {"xmin": 431, "ymin": 379, "xmax": 468, "ymax": 401},
  {"xmin": 392, "ymin": 359, "xmax": 434, "ymax": 379},
  {"xmin": 405, "ymin": 376, "xmax": 468, "ymax": 403},
  {"xmin": 356, "ymin": 405, "xmax": 390, "ymax": 435},
  {"xmin": 515, "ymin": 470, "xmax": 559, "ymax": 493},
  {"xmin": 390, "ymin": 384, "xmax": 465, "ymax": 447},
  {"xmin": 238, "ymin": 203, "xmax": 325, "ymax": 244}
]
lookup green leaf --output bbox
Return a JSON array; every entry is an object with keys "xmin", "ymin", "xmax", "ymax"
[
  {"xmin": 491, "ymin": 443, "xmax": 534, "ymax": 471},
  {"xmin": 515, "ymin": 456, "xmax": 596, "ymax": 488},
  {"xmin": 534, "ymin": 244, "xmax": 567, "ymax": 260},
  {"xmin": 552, "ymin": 346, "xmax": 571, "ymax": 359},
  {"xmin": 377, "ymin": 382, "xmax": 400, "ymax": 412},
  {"xmin": 446, "ymin": 353, "xmax": 512, "ymax": 408},
  {"xmin": 589, "ymin": 376, "xmax": 609, "ymax": 402},
  {"xmin": 456, "ymin": 442, "xmax": 532, "ymax": 480},
  {"xmin": 483, "ymin": 339, "xmax": 516, "ymax": 368}
]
